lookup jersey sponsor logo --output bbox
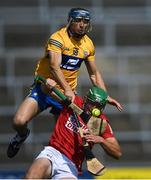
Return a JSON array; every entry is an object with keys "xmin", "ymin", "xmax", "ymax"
[
  {"xmin": 61, "ymin": 54, "xmax": 84, "ymax": 70},
  {"xmin": 67, "ymin": 58, "xmax": 80, "ymax": 65},
  {"xmin": 65, "ymin": 115, "xmax": 87, "ymax": 134}
]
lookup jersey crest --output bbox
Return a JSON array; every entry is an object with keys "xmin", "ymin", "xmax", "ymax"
[{"xmin": 73, "ymin": 47, "xmax": 79, "ymax": 56}]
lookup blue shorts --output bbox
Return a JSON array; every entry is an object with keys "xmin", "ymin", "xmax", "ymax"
[{"xmin": 28, "ymin": 83, "xmax": 63, "ymax": 115}]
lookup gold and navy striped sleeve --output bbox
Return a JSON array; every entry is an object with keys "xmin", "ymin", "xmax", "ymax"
[
  {"xmin": 47, "ymin": 32, "xmax": 64, "ymax": 53},
  {"xmin": 49, "ymin": 39, "xmax": 63, "ymax": 49}
]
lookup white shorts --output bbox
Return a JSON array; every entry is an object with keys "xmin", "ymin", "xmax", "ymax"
[{"xmin": 36, "ymin": 146, "xmax": 78, "ymax": 179}]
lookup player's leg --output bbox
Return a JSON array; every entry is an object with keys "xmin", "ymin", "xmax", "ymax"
[
  {"xmin": 25, "ymin": 158, "xmax": 52, "ymax": 179},
  {"xmin": 27, "ymin": 146, "xmax": 78, "ymax": 179},
  {"xmin": 25, "ymin": 152, "xmax": 77, "ymax": 179},
  {"xmin": 7, "ymin": 97, "xmax": 40, "ymax": 158},
  {"xmin": 13, "ymin": 97, "xmax": 40, "ymax": 135},
  {"xmin": 7, "ymin": 82, "xmax": 45, "ymax": 158},
  {"xmin": 7, "ymin": 82, "xmax": 63, "ymax": 158}
]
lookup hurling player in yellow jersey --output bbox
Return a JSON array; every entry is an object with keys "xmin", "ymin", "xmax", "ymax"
[{"xmin": 7, "ymin": 8, "xmax": 123, "ymax": 158}]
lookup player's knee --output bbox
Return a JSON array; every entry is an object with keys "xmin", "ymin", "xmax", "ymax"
[
  {"xmin": 13, "ymin": 114, "xmax": 28, "ymax": 129},
  {"xmin": 25, "ymin": 165, "xmax": 50, "ymax": 179},
  {"xmin": 24, "ymin": 171, "xmax": 39, "ymax": 179}
]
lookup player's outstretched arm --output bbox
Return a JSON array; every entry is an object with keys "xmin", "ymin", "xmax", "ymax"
[
  {"xmin": 85, "ymin": 60, "xmax": 123, "ymax": 111},
  {"xmin": 85, "ymin": 60, "xmax": 107, "ymax": 91}
]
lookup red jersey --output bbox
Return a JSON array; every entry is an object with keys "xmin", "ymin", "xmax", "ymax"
[{"xmin": 49, "ymin": 96, "xmax": 114, "ymax": 171}]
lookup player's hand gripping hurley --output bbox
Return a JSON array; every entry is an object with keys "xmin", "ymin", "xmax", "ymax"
[
  {"xmin": 72, "ymin": 111, "xmax": 105, "ymax": 176},
  {"xmin": 35, "ymin": 75, "xmax": 106, "ymax": 176}
]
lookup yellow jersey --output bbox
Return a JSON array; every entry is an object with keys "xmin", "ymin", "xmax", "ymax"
[{"xmin": 35, "ymin": 27, "xmax": 95, "ymax": 91}]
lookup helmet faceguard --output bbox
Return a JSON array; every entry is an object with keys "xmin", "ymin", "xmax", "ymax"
[
  {"xmin": 84, "ymin": 86, "xmax": 108, "ymax": 115},
  {"xmin": 67, "ymin": 8, "xmax": 92, "ymax": 37},
  {"xmin": 68, "ymin": 8, "xmax": 91, "ymax": 22}
]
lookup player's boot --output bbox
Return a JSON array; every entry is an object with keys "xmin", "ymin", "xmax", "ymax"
[{"xmin": 7, "ymin": 129, "xmax": 30, "ymax": 158}]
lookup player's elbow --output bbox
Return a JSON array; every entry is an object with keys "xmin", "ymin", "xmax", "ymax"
[
  {"xmin": 114, "ymin": 150, "xmax": 122, "ymax": 160},
  {"xmin": 89, "ymin": 74, "xmax": 96, "ymax": 83},
  {"xmin": 116, "ymin": 152, "xmax": 122, "ymax": 159},
  {"xmin": 49, "ymin": 64, "xmax": 60, "ymax": 71}
]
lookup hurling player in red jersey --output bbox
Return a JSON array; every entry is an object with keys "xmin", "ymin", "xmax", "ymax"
[{"xmin": 25, "ymin": 85, "xmax": 122, "ymax": 179}]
